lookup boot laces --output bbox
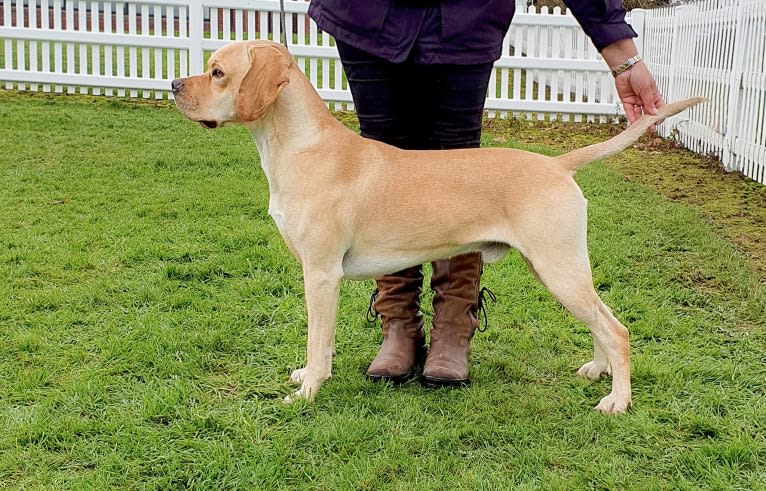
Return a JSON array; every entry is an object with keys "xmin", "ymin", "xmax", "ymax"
[
  {"xmin": 366, "ymin": 288, "xmax": 380, "ymax": 323},
  {"xmin": 476, "ymin": 287, "xmax": 497, "ymax": 332}
]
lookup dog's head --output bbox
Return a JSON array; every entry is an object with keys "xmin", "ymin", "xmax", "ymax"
[{"xmin": 172, "ymin": 41, "xmax": 292, "ymax": 128}]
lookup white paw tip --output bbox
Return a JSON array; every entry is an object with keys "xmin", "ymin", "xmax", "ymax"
[
  {"xmin": 290, "ymin": 368, "xmax": 307, "ymax": 384},
  {"xmin": 594, "ymin": 396, "xmax": 632, "ymax": 415}
]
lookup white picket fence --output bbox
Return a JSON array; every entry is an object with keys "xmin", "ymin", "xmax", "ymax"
[
  {"xmin": 0, "ymin": 0, "xmax": 623, "ymax": 118},
  {"xmin": 643, "ymin": 0, "xmax": 766, "ymax": 183},
  {"xmin": 0, "ymin": 0, "xmax": 764, "ymax": 184}
]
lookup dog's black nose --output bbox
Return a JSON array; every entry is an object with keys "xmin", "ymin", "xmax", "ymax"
[{"xmin": 171, "ymin": 78, "xmax": 184, "ymax": 94}]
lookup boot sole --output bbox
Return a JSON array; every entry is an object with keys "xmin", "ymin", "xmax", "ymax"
[
  {"xmin": 366, "ymin": 372, "xmax": 417, "ymax": 385},
  {"xmin": 420, "ymin": 376, "xmax": 470, "ymax": 388}
]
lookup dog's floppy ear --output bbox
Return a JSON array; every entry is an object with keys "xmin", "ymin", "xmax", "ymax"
[{"xmin": 236, "ymin": 44, "xmax": 291, "ymax": 122}]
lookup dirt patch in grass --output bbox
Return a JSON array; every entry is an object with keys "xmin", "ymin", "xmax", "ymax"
[{"xmin": 482, "ymin": 118, "xmax": 766, "ymax": 278}]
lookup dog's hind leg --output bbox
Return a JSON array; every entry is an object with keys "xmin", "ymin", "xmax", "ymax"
[
  {"xmin": 284, "ymin": 264, "xmax": 342, "ymax": 403},
  {"xmin": 521, "ymin": 254, "xmax": 610, "ymax": 381},
  {"xmin": 520, "ymin": 235, "xmax": 632, "ymax": 414}
]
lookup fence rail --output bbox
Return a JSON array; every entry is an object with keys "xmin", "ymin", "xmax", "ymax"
[{"xmin": 1, "ymin": 0, "xmax": 764, "ymax": 184}]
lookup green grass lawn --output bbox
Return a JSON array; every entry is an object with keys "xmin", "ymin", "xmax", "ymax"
[{"xmin": 0, "ymin": 91, "xmax": 764, "ymax": 490}]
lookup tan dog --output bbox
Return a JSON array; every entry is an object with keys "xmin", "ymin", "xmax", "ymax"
[{"xmin": 172, "ymin": 40, "xmax": 703, "ymax": 414}]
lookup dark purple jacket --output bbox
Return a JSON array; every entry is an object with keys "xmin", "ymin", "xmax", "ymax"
[{"xmin": 308, "ymin": 1, "xmax": 637, "ymax": 65}]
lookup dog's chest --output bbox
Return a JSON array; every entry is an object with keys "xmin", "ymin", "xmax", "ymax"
[
  {"xmin": 270, "ymin": 209, "xmax": 286, "ymax": 236},
  {"xmin": 268, "ymin": 199, "xmax": 297, "ymax": 255},
  {"xmin": 260, "ymin": 154, "xmax": 294, "ymax": 250}
]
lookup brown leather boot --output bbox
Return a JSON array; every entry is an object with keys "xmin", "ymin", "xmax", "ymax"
[
  {"xmin": 422, "ymin": 252, "xmax": 483, "ymax": 387},
  {"xmin": 366, "ymin": 265, "xmax": 427, "ymax": 382}
]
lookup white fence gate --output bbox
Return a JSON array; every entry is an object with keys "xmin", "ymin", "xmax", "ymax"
[{"xmin": 1, "ymin": 0, "xmax": 764, "ymax": 184}]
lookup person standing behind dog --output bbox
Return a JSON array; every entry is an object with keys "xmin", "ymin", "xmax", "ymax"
[{"xmin": 308, "ymin": 0, "xmax": 664, "ymax": 387}]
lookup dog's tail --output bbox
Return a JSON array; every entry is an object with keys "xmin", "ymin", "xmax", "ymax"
[{"xmin": 554, "ymin": 97, "xmax": 707, "ymax": 172}]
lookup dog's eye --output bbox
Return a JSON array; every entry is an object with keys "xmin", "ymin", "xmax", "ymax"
[{"xmin": 212, "ymin": 68, "xmax": 224, "ymax": 79}]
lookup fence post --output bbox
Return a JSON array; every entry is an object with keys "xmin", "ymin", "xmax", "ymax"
[
  {"xmin": 189, "ymin": 0, "xmax": 204, "ymax": 76},
  {"xmin": 723, "ymin": 0, "xmax": 745, "ymax": 172},
  {"xmin": 630, "ymin": 9, "xmax": 646, "ymax": 57},
  {"xmin": 666, "ymin": 5, "xmax": 690, "ymax": 108}
]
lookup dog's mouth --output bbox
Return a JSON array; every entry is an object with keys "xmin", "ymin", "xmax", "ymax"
[{"xmin": 198, "ymin": 120, "xmax": 218, "ymax": 129}]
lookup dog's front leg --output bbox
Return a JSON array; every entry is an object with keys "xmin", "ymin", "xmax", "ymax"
[{"xmin": 284, "ymin": 266, "xmax": 342, "ymax": 404}]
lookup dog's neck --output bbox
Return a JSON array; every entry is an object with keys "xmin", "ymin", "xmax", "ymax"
[{"xmin": 245, "ymin": 65, "xmax": 346, "ymax": 174}]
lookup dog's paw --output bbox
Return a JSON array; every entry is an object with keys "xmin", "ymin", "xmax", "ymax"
[
  {"xmin": 290, "ymin": 367, "xmax": 308, "ymax": 384},
  {"xmin": 283, "ymin": 390, "xmax": 304, "ymax": 404},
  {"xmin": 283, "ymin": 383, "xmax": 318, "ymax": 404},
  {"xmin": 594, "ymin": 393, "xmax": 632, "ymax": 415},
  {"xmin": 577, "ymin": 360, "xmax": 611, "ymax": 380},
  {"xmin": 284, "ymin": 369, "xmax": 330, "ymax": 404}
]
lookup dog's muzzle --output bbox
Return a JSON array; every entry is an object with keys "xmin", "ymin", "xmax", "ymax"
[{"xmin": 171, "ymin": 78, "xmax": 218, "ymax": 129}]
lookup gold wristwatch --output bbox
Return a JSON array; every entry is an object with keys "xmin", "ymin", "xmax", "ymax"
[{"xmin": 611, "ymin": 55, "xmax": 642, "ymax": 77}]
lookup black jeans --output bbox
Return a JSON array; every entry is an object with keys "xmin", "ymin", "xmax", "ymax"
[{"xmin": 336, "ymin": 40, "xmax": 494, "ymax": 151}]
